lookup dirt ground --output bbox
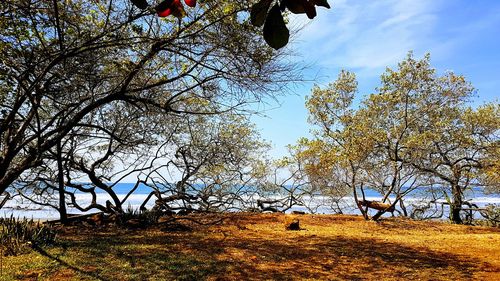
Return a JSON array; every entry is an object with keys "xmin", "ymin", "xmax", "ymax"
[{"xmin": 2, "ymin": 213, "xmax": 500, "ymax": 280}]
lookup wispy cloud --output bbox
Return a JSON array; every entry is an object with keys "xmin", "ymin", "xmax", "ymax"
[
  {"xmin": 291, "ymin": 0, "xmax": 444, "ymax": 75},
  {"xmin": 257, "ymin": 1, "xmax": 500, "ymax": 158}
]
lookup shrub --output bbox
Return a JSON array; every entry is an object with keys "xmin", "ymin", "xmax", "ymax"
[
  {"xmin": 0, "ymin": 215, "xmax": 57, "ymax": 256},
  {"xmin": 118, "ymin": 206, "xmax": 161, "ymax": 227}
]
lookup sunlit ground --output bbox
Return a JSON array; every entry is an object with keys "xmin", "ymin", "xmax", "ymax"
[{"xmin": 1, "ymin": 213, "xmax": 499, "ymax": 280}]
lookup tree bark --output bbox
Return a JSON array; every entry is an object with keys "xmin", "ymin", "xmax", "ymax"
[
  {"xmin": 450, "ymin": 184, "xmax": 463, "ymax": 224},
  {"xmin": 57, "ymin": 141, "xmax": 68, "ymax": 224}
]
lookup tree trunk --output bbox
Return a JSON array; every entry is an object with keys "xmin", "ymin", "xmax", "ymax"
[
  {"xmin": 450, "ymin": 184, "xmax": 463, "ymax": 224},
  {"xmin": 353, "ymin": 185, "xmax": 369, "ymax": 220},
  {"xmin": 399, "ymin": 199, "xmax": 408, "ymax": 217},
  {"xmin": 56, "ymin": 141, "xmax": 68, "ymax": 224}
]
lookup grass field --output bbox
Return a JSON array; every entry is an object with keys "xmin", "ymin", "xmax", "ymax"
[{"xmin": 1, "ymin": 213, "xmax": 499, "ymax": 280}]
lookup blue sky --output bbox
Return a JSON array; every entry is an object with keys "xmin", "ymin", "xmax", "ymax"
[{"xmin": 253, "ymin": 0, "xmax": 500, "ymax": 158}]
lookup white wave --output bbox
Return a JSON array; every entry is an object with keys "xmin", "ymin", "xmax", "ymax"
[{"xmin": 2, "ymin": 192, "xmax": 499, "ymax": 220}]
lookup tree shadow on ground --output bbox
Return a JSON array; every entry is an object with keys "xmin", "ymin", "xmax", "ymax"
[{"xmin": 49, "ymin": 224, "xmax": 499, "ymax": 281}]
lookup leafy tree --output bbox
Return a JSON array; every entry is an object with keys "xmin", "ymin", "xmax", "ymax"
[
  {"xmin": 283, "ymin": 141, "xmax": 350, "ymax": 213},
  {"xmin": 14, "ymin": 100, "xmax": 172, "ymax": 219},
  {"xmin": 371, "ymin": 54, "xmax": 499, "ymax": 223},
  {"xmin": 304, "ymin": 70, "xmax": 375, "ymax": 218},
  {"xmin": 143, "ymin": 112, "xmax": 270, "ymax": 213},
  {"xmin": 250, "ymin": 145, "xmax": 322, "ymax": 213},
  {"xmin": 15, "ymin": 106, "xmax": 271, "ymax": 218},
  {"xmin": 129, "ymin": 0, "xmax": 333, "ymax": 50},
  {"xmin": 0, "ymin": 0, "xmax": 297, "ymax": 198},
  {"xmin": 301, "ymin": 53, "xmax": 499, "ymax": 223}
]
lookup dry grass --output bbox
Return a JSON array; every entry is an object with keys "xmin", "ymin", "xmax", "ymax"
[{"xmin": 1, "ymin": 213, "xmax": 499, "ymax": 280}]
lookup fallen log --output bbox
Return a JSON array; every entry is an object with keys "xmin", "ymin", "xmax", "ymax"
[{"xmin": 359, "ymin": 200, "xmax": 395, "ymax": 212}]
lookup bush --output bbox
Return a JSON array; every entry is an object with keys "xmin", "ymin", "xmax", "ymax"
[
  {"xmin": 118, "ymin": 206, "xmax": 161, "ymax": 227},
  {"xmin": 0, "ymin": 215, "xmax": 57, "ymax": 256}
]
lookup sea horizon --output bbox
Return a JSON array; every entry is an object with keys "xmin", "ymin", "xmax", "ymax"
[{"xmin": 2, "ymin": 183, "xmax": 499, "ymax": 221}]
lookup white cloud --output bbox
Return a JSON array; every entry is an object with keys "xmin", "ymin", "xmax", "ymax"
[
  {"xmin": 291, "ymin": 0, "xmax": 444, "ymax": 75},
  {"xmin": 258, "ymin": 1, "xmax": 500, "ymax": 159}
]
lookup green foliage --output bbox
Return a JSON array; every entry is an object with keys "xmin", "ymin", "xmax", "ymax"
[
  {"xmin": 251, "ymin": 0, "xmax": 331, "ymax": 49},
  {"xmin": 0, "ymin": 0, "xmax": 295, "ymax": 200},
  {"xmin": 0, "ymin": 216, "xmax": 57, "ymax": 256},
  {"xmin": 306, "ymin": 70, "xmax": 357, "ymax": 131},
  {"xmin": 263, "ymin": 5, "xmax": 289, "ymax": 66},
  {"xmin": 251, "ymin": 0, "xmax": 273, "ymax": 27},
  {"xmin": 130, "ymin": 0, "xmax": 332, "ymax": 49},
  {"xmin": 119, "ymin": 206, "xmax": 162, "ymax": 227},
  {"xmin": 300, "ymin": 52, "xmax": 499, "ymax": 222}
]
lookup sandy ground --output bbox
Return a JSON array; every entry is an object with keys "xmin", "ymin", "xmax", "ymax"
[{"xmin": 2, "ymin": 213, "xmax": 500, "ymax": 281}]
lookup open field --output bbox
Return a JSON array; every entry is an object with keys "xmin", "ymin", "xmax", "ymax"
[{"xmin": 1, "ymin": 213, "xmax": 499, "ymax": 281}]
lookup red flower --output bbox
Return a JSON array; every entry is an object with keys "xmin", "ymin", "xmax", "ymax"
[{"xmin": 184, "ymin": 0, "xmax": 196, "ymax": 8}]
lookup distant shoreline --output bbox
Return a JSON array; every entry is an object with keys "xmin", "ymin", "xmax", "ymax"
[{"xmin": 2, "ymin": 192, "xmax": 499, "ymax": 220}]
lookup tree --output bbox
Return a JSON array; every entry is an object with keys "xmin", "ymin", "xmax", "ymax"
[
  {"xmin": 129, "ymin": 0, "xmax": 332, "ymax": 50},
  {"xmin": 304, "ymin": 70, "xmax": 376, "ymax": 219},
  {"xmin": 301, "ymin": 53, "xmax": 499, "ymax": 223},
  {"xmin": 249, "ymin": 0, "xmax": 331, "ymax": 49},
  {"xmin": 14, "ymin": 99, "xmax": 172, "ymax": 218},
  {"xmin": 14, "ymin": 95, "xmax": 272, "ymax": 217},
  {"xmin": 370, "ymin": 53, "xmax": 499, "ymax": 223},
  {"xmin": 284, "ymin": 141, "xmax": 350, "ymax": 214},
  {"xmin": 141, "ymin": 112, "xmax": 270, "ymax": 213},
  {"xmin": 250, "ymin": 144, "xmax": 328, "ymax": 214},
  {"xmin": 0, "ymin": 0, "xmax": 298, "ymax": 198}
]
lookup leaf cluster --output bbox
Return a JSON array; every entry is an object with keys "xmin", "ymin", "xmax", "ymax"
[{"xmin": 250, "ymin": 0, "xmax": 331, "ymax": 49}]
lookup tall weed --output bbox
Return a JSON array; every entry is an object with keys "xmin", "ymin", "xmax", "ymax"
[{"xmin": 0, "ymin": 215, "xmax": 57, "ymax": 256}]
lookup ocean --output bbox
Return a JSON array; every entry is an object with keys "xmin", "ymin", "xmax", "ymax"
[{"xmin": 1, "ymin": 183, "xmax": 499, "ymax": 220}]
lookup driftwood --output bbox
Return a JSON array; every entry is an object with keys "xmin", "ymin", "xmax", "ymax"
[{"xmin": 359, "ymin": 200, "xmax": 395, "ymax": 212}]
